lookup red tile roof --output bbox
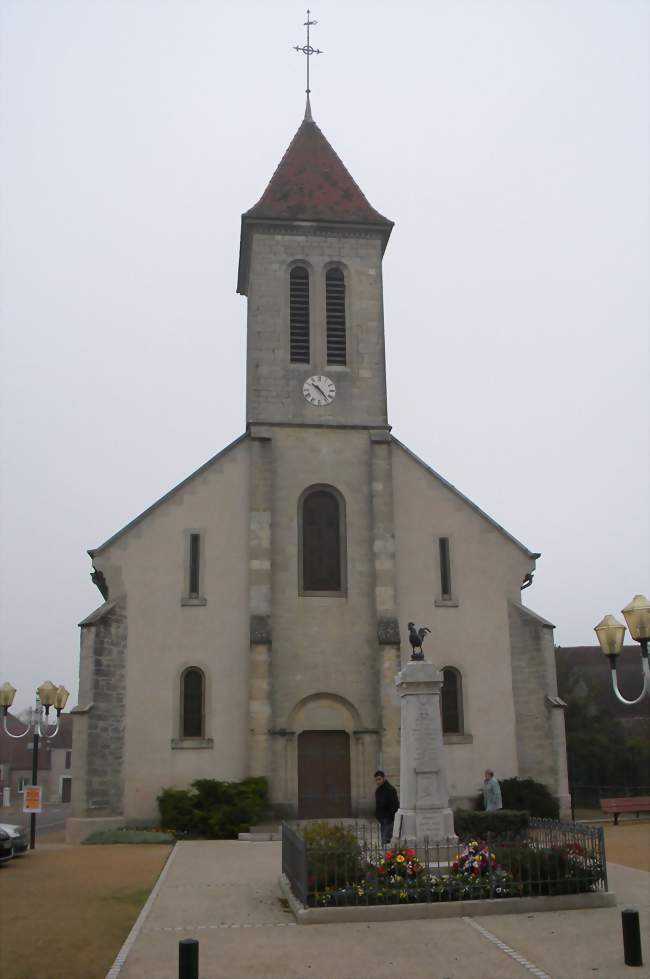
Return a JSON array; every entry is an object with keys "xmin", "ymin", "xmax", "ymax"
[{"xmin": 244, "ymin": 115, "xmax": 393, "ymax": 227}]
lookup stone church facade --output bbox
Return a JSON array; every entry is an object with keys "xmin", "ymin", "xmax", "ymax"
[{"xmin": 69, "ymin": 105, "xmax": 570, "ymax": 835}]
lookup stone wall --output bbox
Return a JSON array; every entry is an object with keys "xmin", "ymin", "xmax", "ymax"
[
  {"xmin": 508, "ymin": 602, "xmax": 570, "ymax": 816},
  {"xmin": 75, "ymin": 600, "xmax": 127, "ymax": 817}
]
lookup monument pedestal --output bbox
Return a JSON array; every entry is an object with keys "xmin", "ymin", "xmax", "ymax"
[{"xmin": 392, "ymin": 658, "xmax": 457, "ymax": 845}]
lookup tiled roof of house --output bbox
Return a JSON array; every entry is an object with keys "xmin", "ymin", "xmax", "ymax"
[
  {"xmin": 0, "ymin": 712, "xmax": 73, "ymax": 768},
  {"xmin": 244, "ymin": 112, "xmax": 393, "ymax": 227}
]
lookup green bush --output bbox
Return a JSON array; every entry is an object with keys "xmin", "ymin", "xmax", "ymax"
[
  {"xmin": 454, "ymin": 808, "xmax": 529, "ymax": 841},
  {"xmin": 301, "ymin": 821, "xmax": 363, "ymax": 890},
  {"xmin": 495, "ymin": 843, "xmax": 604, "ymax": 895},
  {"xmin": 157, "ymin": 777, "xmax": 268, "ymax": 839},
  {"xmin": 83, "ymin": 829, "xmax": 175, "ymax": 844},
  {"xmin": 473, "ymin": 778, "xmax": 559, "ymax": 819}
]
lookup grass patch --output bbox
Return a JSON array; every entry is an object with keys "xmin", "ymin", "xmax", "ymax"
[
  {"xmin": 83, "ymin": 828, "xmax": 175, "ymax": 844},
  {"xmin": 0, "ymin": 842, "xmax": 172, "ymax": 979}
]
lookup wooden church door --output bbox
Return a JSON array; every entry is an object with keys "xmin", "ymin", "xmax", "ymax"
[{"xmin": 297, "ymin": 731, "xmax": 351, "ymax": 819}]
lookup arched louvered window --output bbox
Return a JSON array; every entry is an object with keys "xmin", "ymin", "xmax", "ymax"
[
  {"xmin": 290, "ymin": 266, "xmax": 310, "ymax": 363},
  {"xmin": 326, "ymin": 267, "xmax": 346, "ymax": 366},
  {"xmin": 441, "ymin": 668, "xmax": 463, "ymax": 735},
  {"xmin": 181, "ymin": 668, "xmax": 205, "ymax": 738},
  {"xmin": 300, "ymin": 487, "xmax": 346, "ymax": 593}
]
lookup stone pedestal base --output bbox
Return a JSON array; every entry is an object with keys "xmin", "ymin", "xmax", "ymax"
[{"xmin": 393, "ymin": 807, "xmax": 457, "ymax": 844}]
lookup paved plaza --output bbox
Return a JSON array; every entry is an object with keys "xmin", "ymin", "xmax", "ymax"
[{"xmin": 113, "ymin": 840, "xmax": 650, "ymax": 979}]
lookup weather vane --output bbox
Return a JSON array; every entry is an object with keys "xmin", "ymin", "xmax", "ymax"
[{"xmin": 294, "ymin": 9, "xmax": 322, "ymax": 99}]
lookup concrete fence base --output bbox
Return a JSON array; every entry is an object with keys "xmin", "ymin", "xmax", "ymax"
[{"xmin": 279, "ymin": 874, "xmax": 617, "ymax": 925}]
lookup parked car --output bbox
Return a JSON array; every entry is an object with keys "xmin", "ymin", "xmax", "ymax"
[
  {"xmin": 0, "ymin": 823, "xmax": 28, "ymax": 855},
  {"xmin": 0, "ymin": 828, "xmax": 13, "ymax": 864}
]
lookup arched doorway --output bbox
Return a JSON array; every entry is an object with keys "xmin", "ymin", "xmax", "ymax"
[{"xmin": 297, "ymin": 730, "xmax": 351, "ymax": 818}]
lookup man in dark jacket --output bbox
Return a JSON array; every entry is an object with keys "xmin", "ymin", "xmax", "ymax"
[{"xmin": 374, "ymin": 770, "xmax": 399, "ymax": 846}]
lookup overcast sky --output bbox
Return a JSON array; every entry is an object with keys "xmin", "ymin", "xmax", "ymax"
[{"xmin": 1, "ymin": 1, "xmax": 648, "ymax": 712}]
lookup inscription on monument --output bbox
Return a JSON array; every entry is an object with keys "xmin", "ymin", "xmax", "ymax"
[
  {"xmin": 415, "ymin": 768, "xmax": 440, "ymax": 808},
  {"xmin": 413, "ymin": 696, "xmax": 435, "ymax": 766},
  {"xmin": 416, "ymin": 810, "xmax": 446, "ymax": 840}
]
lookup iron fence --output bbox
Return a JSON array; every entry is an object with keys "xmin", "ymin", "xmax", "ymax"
[{"xmin": 281, "ymin": 818, "xmax": 607, "ymax": 908}]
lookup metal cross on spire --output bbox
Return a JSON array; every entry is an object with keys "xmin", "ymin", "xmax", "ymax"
[{"xmin": 294, "ymin": 9, "xmax": 322, "ymax": 117}]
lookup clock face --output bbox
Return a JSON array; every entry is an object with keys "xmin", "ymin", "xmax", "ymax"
[{"xmin": 303, "ymin": 375, "xmax": 336, "ymax": 406}]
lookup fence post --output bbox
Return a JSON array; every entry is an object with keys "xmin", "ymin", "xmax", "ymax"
[
  {"xmin": 179, "ymin": 938, "xmax": 199, "ymax": 979},
  {"xmin": 597, "ymin": 825, "xmax": 608, "ymax": 892},
  {"xmin": 298, "ymin": 831, "xmax": 308, "ymax": 905},
  {"xmin": 488, "ymin": 832, "xmax": 495, "ymax": 899}
]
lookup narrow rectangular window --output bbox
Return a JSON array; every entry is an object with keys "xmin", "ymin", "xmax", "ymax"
[
  {"xmin": 189, "ymin": 533, "xmax": 201, "ymax": 598},
  {"xmin": 439, "ymin": 537, "xmax": 452, "ymax": 599},
  {"xmin": 65, "ymin": 750, "xmax": 72, "ymax": 770},
  {"xmin": 326, "ymin": 268, "xmax": 346, "ymax": 365},
  {"xmin": 290, "ymin": 266, "xmax": 310, "ymax": 363}
]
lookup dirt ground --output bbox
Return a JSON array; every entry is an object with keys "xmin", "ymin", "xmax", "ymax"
[
  {"xmin": 603, "ymin": 819, "xmax": 650, "ymax": 871},
  {"xmin": 0, "ymin": 840, "xmax": 171, "ymax": 979}
]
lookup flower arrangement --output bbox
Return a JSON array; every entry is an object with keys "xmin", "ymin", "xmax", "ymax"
[
  {"xmin": 312, "ymin": 838, "xmax": 519, "ymax": 906},
  {"xmin": 376, "ymin": 846, "xmax": 424, "ymax": 881},
  {"xmin": 451, "ymin": 839, "xmax": 497, "ymax": 877},
  {"xmin": 447, "ymin": 839, "xmax": 518, "ymax": 898}
]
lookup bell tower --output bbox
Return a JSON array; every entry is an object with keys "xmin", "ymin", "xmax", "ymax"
[{"xmin": 237, "ymin": 106, "xmax": 394, "ymax": 430}]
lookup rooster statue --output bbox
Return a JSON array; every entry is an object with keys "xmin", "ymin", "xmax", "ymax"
[{"xmin": 407, "ymin": 622, "xmax": 431, "ymax": 660}]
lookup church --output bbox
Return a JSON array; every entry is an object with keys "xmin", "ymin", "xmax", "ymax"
[{"xmin": 69, "ymin": 97, "xmax": 570, "ymax": 837}]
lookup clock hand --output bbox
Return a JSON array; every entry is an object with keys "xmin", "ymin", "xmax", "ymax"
[{"xmin": 312, "ymin": 383, "xmax": 327, "ymax": 398}]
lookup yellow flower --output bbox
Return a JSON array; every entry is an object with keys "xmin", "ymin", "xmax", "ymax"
[{"xmin": 396, "ymin": 854, "xmax": 405, "ymax": 863}]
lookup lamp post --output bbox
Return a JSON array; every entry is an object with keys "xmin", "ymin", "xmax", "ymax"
[
  {"xmin": 0, "ymin": 680, "xmax": 70, "ymax": 849},
  {"xmin": 594, "ymin": 594, "xmax": 650, "ymax": 706}
]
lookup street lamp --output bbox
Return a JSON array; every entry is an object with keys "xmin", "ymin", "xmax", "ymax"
[
  {"xmin": 0, "ymin": 681, "xmax": 70, "ymax": 848},
  {"xmin": 594, "ymin": 594, "xmax": 650, "ymax": 706}
]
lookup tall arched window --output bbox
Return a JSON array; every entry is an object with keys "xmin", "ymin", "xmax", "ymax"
[
  {"xmin": 326, "ymin": 267, "xmax": 346, "ymax": 365},
  {"xmin": 290, "ymin": 266, "xmax": 310, "ymax": 363},
  {"xmin": 300, "ymin": 487, "xmax": 346, "ymax": 594},
  {"xmin": 441, "ymin": 667, "xmax": 463, "ymax": 734},
  {"xmin": 181, "ymin": 668, "xmax": 205, "ymax": 739}
]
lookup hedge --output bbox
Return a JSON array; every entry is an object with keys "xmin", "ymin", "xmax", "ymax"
[
  {"xmin": 158, "ymin": 777, "xmax": 268, "ymax": 839},
  {"xmin": 454, "ymin": 808, "xmax": 529, "ymax": 841}
]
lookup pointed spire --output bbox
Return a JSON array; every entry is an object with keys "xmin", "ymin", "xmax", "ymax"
[{"xmin": 243, "ymin": 115, "xmax": 393, "ymax": 228}]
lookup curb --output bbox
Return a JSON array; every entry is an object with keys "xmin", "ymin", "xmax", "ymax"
[
  {"xmin": 238, "ymin": 832, "xmax": 281, "ymax": 841},
  {"xmin": 278, "ymin": 874, "xmax": 617, "ymax": 925},
  {"xmin": 104, "ymin": 842, "xmax": 179, "ymax": 979}
]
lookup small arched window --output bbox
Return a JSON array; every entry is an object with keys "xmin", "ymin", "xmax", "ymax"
[
  {"xmin": 300, "ymin": 487, "xmax": 346, "ymax": 593},
  {"xmin": 181, "ymin": 668, "xmax": 205, "ymax": 739},
  {"xmin": 290, "ymin": 266, "xmax": 310, "ymax": 363},
  {"xmin": 441, "ymin": 667, "xmax": 463, "ymax": 734},
  {"xmin": 326, "ymin": 267, "xmax": 346, "ymax": 366}
]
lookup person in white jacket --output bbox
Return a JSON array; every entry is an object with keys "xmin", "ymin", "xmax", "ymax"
[{"xmin": 482, "ymin": 770, "xmax": 503, "ymax": 811}]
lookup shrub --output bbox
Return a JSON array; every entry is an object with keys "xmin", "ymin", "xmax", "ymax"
[
  {"xmin": 302, "ymin": 822, "xmax": 363, "ymax": 890},
  {"xmin": 473, "ymin": 778, "xmax": 559, "ymax": 819},
  {"xmin": 454, "ymin": 809, "xmax": 529, "ymax": 841},
  {"xmin": 83, "ymin": 829, "xmax": 175, "ymax": 844},
  {"xmin": 495, "ymin": 843, "xmax": 604, "ymax": 895},
  {"xmin": 157, "ymin": 777, "xmax": 268, "ymax": 839}
]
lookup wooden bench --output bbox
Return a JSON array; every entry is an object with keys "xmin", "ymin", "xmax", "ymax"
[{"xmin": 601, "ymin": 797, "xmax": 650, "ymax": 825}]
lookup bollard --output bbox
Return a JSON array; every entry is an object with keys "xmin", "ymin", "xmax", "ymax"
[
  {"xmin": 622, "ymin": 909, "xmax": 643, "ymax": 967},
  {"xmin": 179, "ymin": 938, "xmax": 199, "ymax": 979}
]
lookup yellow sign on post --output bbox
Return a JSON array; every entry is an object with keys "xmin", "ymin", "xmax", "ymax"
[{"xmin": 23, "ymin": 785, "xmax": 42, "ymax": 813}]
